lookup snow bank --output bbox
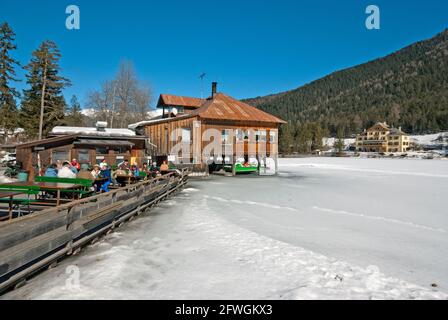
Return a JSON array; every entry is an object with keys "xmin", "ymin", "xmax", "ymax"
[
  {"xmin": 323, "ymin": 137, "xmax": 355, "ymax": 150},
  {"xmin": 410, "ymin": 132, "xmax": 448, "ymax": 147}
]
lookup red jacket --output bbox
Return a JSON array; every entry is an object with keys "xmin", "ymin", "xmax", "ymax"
[{"xmin": 71, "ymin": 162, "xmax": 81, "ymax": 170}]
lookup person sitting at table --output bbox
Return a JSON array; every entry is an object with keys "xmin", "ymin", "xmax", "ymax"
[
  {"xmin": 91, "ymin": 164, "xmax": 101, "ymax": 179},
  {"xmin": 90, "ymin": 165, "xmax": 102, "ymax": 192},
  {"xmin": 160, "ymin": 160, "xmax": 169, "ymax": 175},
  {"xmin": 44, "ymin": 164, "xmax": 58, "ymax": 177},
  {"xmin": 130, "ymin": 164, "xmax": 140, "ymax": 177},
  {"xmin": 112, "ymin": 167, "xmax": 127, "ymax": 187},
  {"xmin": 149, "ymin": 162, "xmax": 159, "ymax": 178},
  {"xmin": 99, "ymin": 159, "xmax": 108, "ymax": 169},
  {"xmin": 77, "ymin": 164, "xmax": 94, "ymax": 181},
  {"xmin": 141, "ymin": 163, "xmax": 150, "ymax": 179},
  {"xmin": 71, "ymin": 158, "xmax": 81, "ymax": 171},
  {"xmin": 58, "ymin": 161, "xmax": 76, "ymax": 178},
  {"xmin": 118, "ymin": 159, "xmax": 130, "ymax": 171},
  {"xmin": 99, "ymin": 164, "xmax": 112, "ymax": 192}
]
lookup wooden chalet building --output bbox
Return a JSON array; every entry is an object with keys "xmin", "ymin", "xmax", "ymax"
[{"xmin": 129, "ymin": 83, "xmax": 286, "ymax": 174}]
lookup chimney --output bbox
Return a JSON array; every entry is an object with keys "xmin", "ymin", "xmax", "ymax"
[{"xmin": 211, "ymin": 82, "xmax": 217, "ymax": 98}]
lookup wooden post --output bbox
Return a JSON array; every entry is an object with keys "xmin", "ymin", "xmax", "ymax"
[
  {"xmin": 274, "ymin": 156, "xmax": 279, "ymax": 175},
  {"xmin": 8, "ymin": 195, "xmax": 13, "ymax": 222},
  {"xmin": 56, "ymin": 190, "xmax": 60, "ymax": 206}
]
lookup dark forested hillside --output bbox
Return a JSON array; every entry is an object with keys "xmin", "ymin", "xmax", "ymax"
[{"xmin": 245, "ymin": 29, "xmax": 448, "ymax": 147}]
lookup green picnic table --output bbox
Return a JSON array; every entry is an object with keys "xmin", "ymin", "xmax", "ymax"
[
  {"xmin": 0, "ymin": 191, "xmax": 22, "ymax": 221},
  {"xmin": 1, "ymin": 181, "xmax": 84, "ymax": 206}
]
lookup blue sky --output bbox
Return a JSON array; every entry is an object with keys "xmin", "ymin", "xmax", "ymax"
[{"xmin": 1, "ymin": 0, "xmax": 447, "ymax": 108}]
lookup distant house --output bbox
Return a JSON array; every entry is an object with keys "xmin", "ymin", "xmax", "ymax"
[
  {"xmin": 129, "ymin": 83, "xmax": 286, "ymax": 174},
  {"xmin": 0, "ymin": 127, "xmax": 26, "ymax": 144},
  {"xmin": 355, "ymin": 122, "xmax": 410, "ymax": 153}
]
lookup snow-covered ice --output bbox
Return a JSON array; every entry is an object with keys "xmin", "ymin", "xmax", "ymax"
[{"xmin": 3, "ymin": 157, "xmax": 448, "ymax": 300}]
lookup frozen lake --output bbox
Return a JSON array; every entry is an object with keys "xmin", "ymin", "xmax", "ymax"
[{"xmin": 3, "ymin": 157, "xmax": 448, "ymax": 299}]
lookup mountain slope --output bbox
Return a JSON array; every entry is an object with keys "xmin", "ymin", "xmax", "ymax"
[{"xmin": 245, "ymin": 29, "xmax": 448, "ymax": 136}]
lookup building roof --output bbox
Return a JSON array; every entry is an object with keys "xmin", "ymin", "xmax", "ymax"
[
  {"xmin": 359, "ymin": 122, "xmax": 407, "ymax": 136},
  {"xmin": 157, "ymin": 94, "xmax": 205, "ymax": 109},
  {"xmin": 127, "ymin": 114, "xmax": 193, "ymax": 129},
  {"xmin": 50, "ymin": 126, "xmax": 136, "ymax": 137},
  {"xmin": 13, "ymin": 134, "xmax": 79, "ymax": 149},
  {"xmin": 192, "ymin": 93, "xmax": 286, "ymax": 124},
  {"xmin": 368, "ymin": 122, "xmax": 390, "ymax": 131},
  {"xmin": 129, "ymin": 93, "xmax": 286, "ymax": 129},
  {"xmin": 389, "ymin": 128, "xmax": 406, "ymax": 135}
]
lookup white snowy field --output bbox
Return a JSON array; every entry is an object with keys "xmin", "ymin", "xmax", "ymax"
[{"xmin": 3, "ymin": 157, "xmax": 448, "ymax": 300}]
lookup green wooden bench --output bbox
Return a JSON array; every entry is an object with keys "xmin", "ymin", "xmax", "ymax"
[
  {"xmin": 0, "ymin": 185, "xmax": 41, "ymax": 217},
  {"xmin": 35, "ymin": 176, "xmax": 95, "ymax": 198}
]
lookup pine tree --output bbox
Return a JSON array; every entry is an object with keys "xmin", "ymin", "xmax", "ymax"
[
  {"xmin": 297, "ymin": 124, "xmax": 312, "ymax": 153},
  {"xmin": 65, "ymin": 95, "xmax": 84, "ymax": 126},
  {"xmin": 335, "ymin": 127, "xmax": 345, "ymax": 154},
  {"xmin": 310, "ymin": 123, "xmax": 324, "ymax": 151},
  {"xmin": 20, "ymin": 40, "xmax": 70, "ymax": 139},
  {"xmin": 279, "ymin": 124, "xmax": 294, "ymax": 154},
  {"xmin": 0, "ymin": 22, "xmax": 20, "ymax": 143}
]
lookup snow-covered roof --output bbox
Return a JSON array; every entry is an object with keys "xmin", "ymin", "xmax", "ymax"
[
  {"xmin": 147, "ymin": 108, "xmax": 164, "ymax": 118},
  {"xmin": 51, "ymin": 126, "xmax": 136, "ymax": 137},
  {"xmin": 128, "ymin": 114, "xmax": 192, "ymax": 129}
]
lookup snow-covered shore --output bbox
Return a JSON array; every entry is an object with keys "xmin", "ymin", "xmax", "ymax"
[{"xmin": 3, "ymin": 158, "xmax": 448, "ymax": 300}]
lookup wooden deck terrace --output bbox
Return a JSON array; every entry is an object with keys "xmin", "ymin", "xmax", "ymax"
[{"xmin": 0, "ymin": 169, "xmax": 188, "ymax": 294}]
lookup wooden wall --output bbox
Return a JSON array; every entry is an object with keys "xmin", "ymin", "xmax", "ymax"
[
  {"xmin": 144, "ymin": 117, "xmax": 199, "ymax": 158},
  {"xmin": 201, "ymin": 121, "xmax": 279, "ymax": 158},
  {"xmin": 143, "ymin": 117, "xmax": 280, "ymax": 167}
]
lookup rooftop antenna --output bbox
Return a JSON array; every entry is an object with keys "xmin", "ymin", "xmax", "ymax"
[{"xmin": 199, "ymin": 73, "xmax": 206, "ymax": 98}]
